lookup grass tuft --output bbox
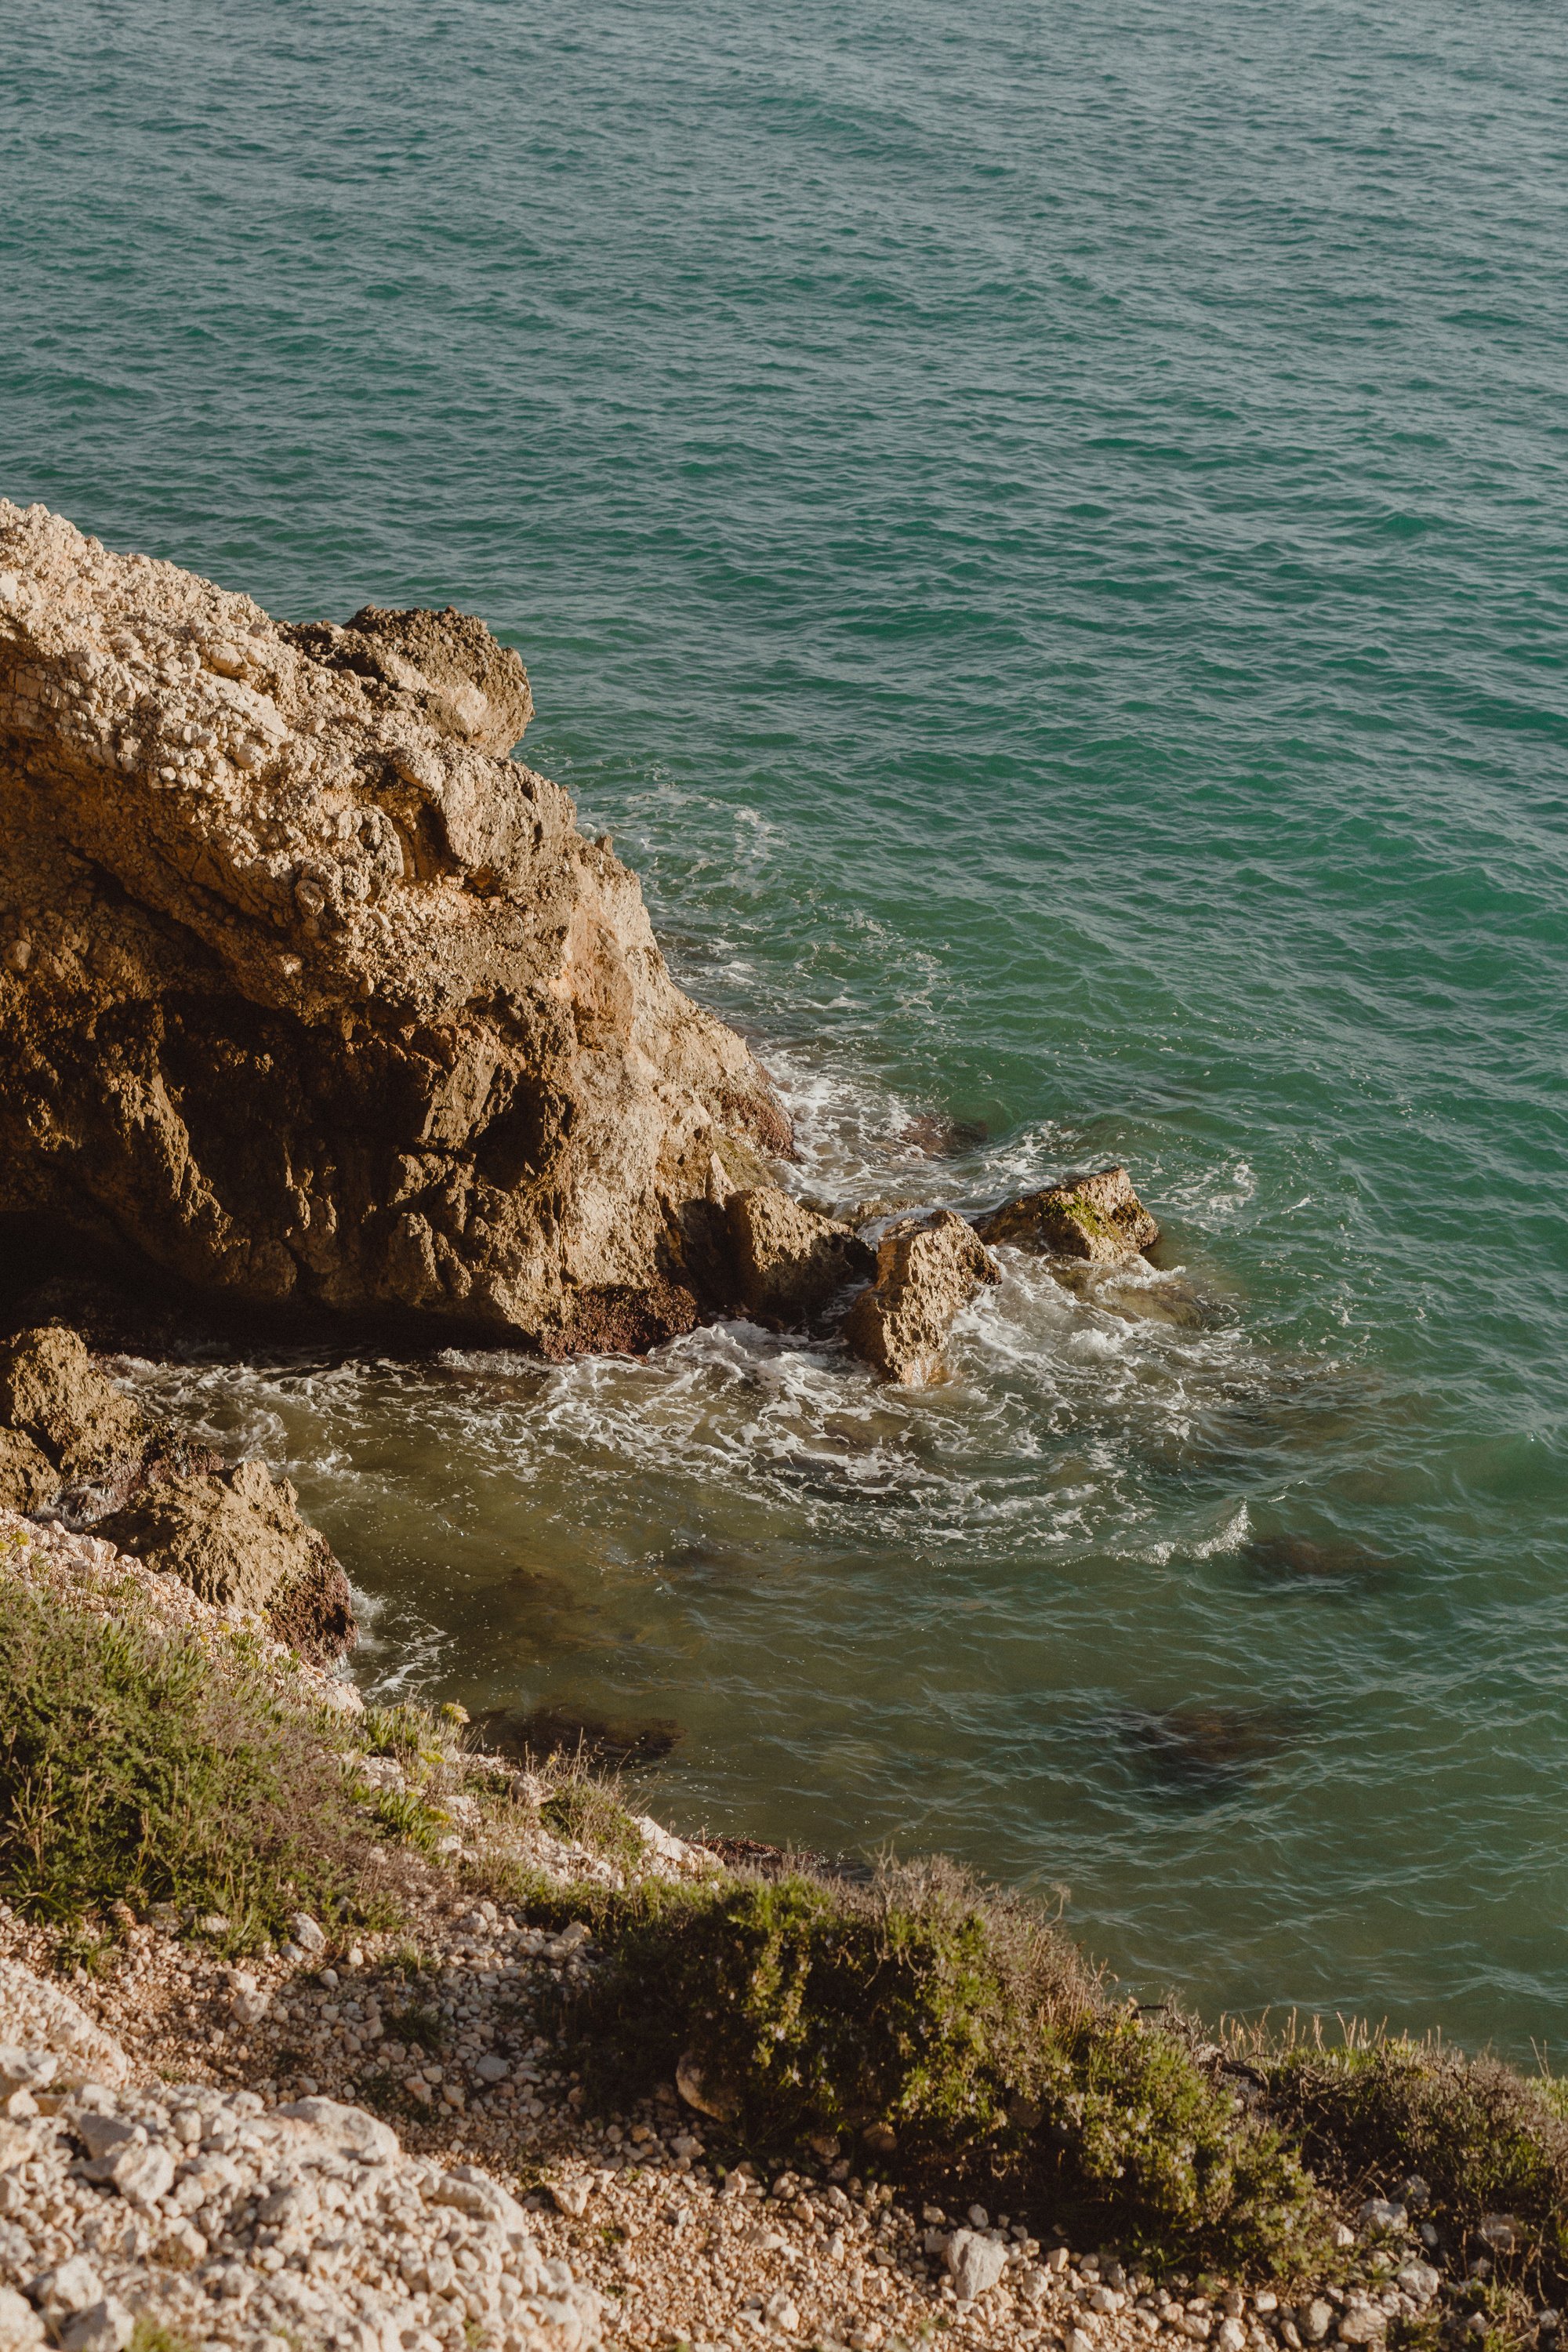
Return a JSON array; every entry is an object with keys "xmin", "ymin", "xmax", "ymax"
[
  {"xmin": 0, "ymin": 1585, "xmax": 403, "ymax": 1949},
  {"xmin": 539, "ymin": 1779, "xmax": 645, "ymax": 1873}
]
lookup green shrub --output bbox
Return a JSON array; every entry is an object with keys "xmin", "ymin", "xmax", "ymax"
[
  {"xmin": 0, "ymin": 1586, "xmax": 400, "ymax": 1948},
  {"xmin": 562, "ymin": 1857, "xmax": 1326, "ymax": 2272},
  {"xmin": 1039, "ymin": 2015, "xmax": 1321, "ymax": 2268},
  {"xmin": 1265, "ymin": 2040, "xmax": 1568, "ymax": 2296}
]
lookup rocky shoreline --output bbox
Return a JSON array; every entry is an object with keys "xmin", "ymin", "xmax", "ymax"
[
  {"xmin": 0, "ymin": 506, "xmax": 1185, "ymax": 1668},
  {"xmin": 1, "ymin": 510, "xmax": 1564, "ymax": 2352},
  {"xmin": 0, "ymin": 499, "xmax": 1170, "ymax": 1399}
]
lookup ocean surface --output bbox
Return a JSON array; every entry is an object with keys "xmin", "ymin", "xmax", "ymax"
[{"xmin": 4, "ymin": 0, "xmax": 1566, "ymax": 2053}]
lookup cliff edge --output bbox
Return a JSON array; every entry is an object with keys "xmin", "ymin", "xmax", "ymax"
[{"xmin": 0, "ymin": 503, "xmax": 789, "ymax": 1350}]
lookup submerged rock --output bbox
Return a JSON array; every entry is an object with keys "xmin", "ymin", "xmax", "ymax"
[
  {"xmin": 841, "ymin": 1210, "xmax": 1000, "ymax": 1385},
  {"xmin": 1243, "ymin": 1533, "xmax": 1392, "ymax": 1585},
  {"xmin": 976, "ymin": 1163, "xmax": 1159, "ymax": 1264},
  {"xmin": 896, "ymin": 1111, "xmax": 989, "ymax": 1160},
  {"xmin": 722, "ymin": 1185, "xmax": 874, "ymax": 1330},
  {"xmin": 474, "ymin": 1704, "xmax": 684, "ymax": 1768},
  {"xmin": 1123, "ymin": 1704, "xmax": 1296, "ymax": 1788},
  {"xmin": 0, "ymin": 503, "xmax": 788, "ymax": 1354}
]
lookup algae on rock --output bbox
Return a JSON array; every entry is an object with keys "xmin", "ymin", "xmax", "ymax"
[{"xmin": 976, "ymin": 1164, "xmax": 1160, "ymax": 1265}]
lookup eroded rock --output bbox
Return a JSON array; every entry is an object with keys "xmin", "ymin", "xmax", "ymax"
[
  {"xmin": 0, "ymin": 1327, "xmax": 147, "ymax": 1485},
  {"xmin": 841, "ymin": 1210, "xmax": 1000, "ymax": 1386},
  {"xmin": 280, "ymin": 601, "xmax": 535, "ymax": 753},
  {"xmin": 0, "ymin": 1427, "xmax": 54, "ymax": 1514},
  {"xmin": 0, "ymin": 503, "xmax": 788, "ymax": 1354},
  {"xmin": 96, "ymin": 1457, "xmax": 354, "ymax": 1665},
  {"xmin": 975, "ymin": 1163, "xmax": 1159, "ymax": 1264},
  {"xmin": 723, "ymin": 1185, "xmax": 873, "ymax": 1330},
  {"xmin": 0, "ymin": 1319, "xmax": 353, "ymax": 1658}
]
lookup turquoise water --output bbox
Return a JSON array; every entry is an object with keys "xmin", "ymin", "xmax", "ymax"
[{"xmin": 5, "ymin": 1, "xmax": 1568, "ymax": 2051}]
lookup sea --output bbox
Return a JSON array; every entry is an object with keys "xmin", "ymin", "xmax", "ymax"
[{"xmin": 3, "ymin": 0, "xmax": 1566, "ymax": 2054}]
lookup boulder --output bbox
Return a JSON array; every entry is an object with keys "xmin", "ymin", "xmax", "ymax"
[
  {"xmin": 280, "ymin": 601, "xmax": 535, "ymax": 753},
  {"xmin": 96, "ymin": 1457, "xmax": 354, "ymax": 1664},
  {"xmin": 0, "ymin": 1319, "xmax": 353, "ymax": 1659},
  {"xmin": 946, "ymin": 2228, "xmax": 1008, "ymax": 2301},
  {"xmin": 275, "ymin": 2096, "xmax": 400, "ymax": 2165},
  {"xmin": 0, "ymin": 503, "xmax": 789, "ymax": 1354},
  {"xmin": 841, "ymin": 1210, "xmax": 1000, "ymax": 1386},
  {"xmin": 0, "ymin": 2286, "xmax": 43, "ymax": 2348},
  {"xmin": 0, "ymin": 1425, "xmax": 55, "ymax": 1514},
  {"xmin": 723, "ymin": 1186, "xmax": 873, "ymax": 1329},
  {"xmin": 0, "ymin": 1327, "xmax": 147, "ymax": 1484},
  {"xmin": 975, "ymin": 1163, "xmax": 1158, "ymax": 1264}
]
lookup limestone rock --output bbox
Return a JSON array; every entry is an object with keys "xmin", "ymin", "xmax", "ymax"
[
  {"xmin": 841, "ymin": 1210, "xmax": 1000, "ymax": 1385},
  {"xmin": 0, "ymin": 2050, "xmax": 55, "ymax": 2099},
  {"xmin": 0, "ymin": 1958, "xmax": 132, "ymax": 2085},
  {"xmin": 674, "ymin": 2050, "xmax": 735, "ymax": 2122},
  {"xmin": 30, "ymin": 2259, "xmax": 103, "ymax": 2323},
  {"xmin": 274, "ymin": 2095, "xmax": 399, "ymax": 2165},
  {"xmin": 0, "ymin": 503, "xmax": 789, "ymax": 1353},
  {"xmin": 0, "ymin": 2286, "xmax": 43, "ymax": 2348},
  {"xmin": 0, "ymin": 1327, "xmax": 147, "ymax": 1484},
  {"xmin": 96, "ymin": 1457, "xmax": 354, "ymax": 1665},
  {"xmin": 946, "ymin": 2227, "xmax": 1008, "ymax": 2301},
  {"xmin": 0, "ymin": 2074, "xmax": 604, "ymax": 2352},
  {"xmin": 723, "ymin": 1185, "xmax": 873, "ymax": 1329},
  {"xmin": 0, "ymin": 1426, "xmax": 54, "ymax": 1514},
  {"xmin": 280, "ymin": 601, "xmax": 535, "ymax": 753},
  {"xmin": 60, "ymin": 2303, "xmax": 132, "ymax": 2352},
  {"xmin": 975, "ymin": 1163, "xmax": 1159, "ymax": 1264},
  {"xmin": 431, "ymin": 2163, "xmax": 532, "ymax": 2232}
]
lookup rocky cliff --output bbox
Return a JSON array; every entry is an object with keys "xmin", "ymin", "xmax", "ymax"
[{"xmin": 0, "ymin": 504, "xmax": 789, "ymax": 1352}]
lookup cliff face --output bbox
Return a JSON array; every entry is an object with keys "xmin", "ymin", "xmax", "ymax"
[{"xmin": 0, "ymin": 503, "xmax": 789, "ymax": 1350}]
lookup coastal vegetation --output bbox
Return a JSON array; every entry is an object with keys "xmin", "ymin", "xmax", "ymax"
[{"xmin": 3, "ymin": 1545, "xmax": 1566, "ymax": 2340}]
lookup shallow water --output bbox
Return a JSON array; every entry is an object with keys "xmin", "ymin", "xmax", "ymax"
[{"xmin": 5, "ymin": 0, "xmax": 1568, "ymax": 2050}]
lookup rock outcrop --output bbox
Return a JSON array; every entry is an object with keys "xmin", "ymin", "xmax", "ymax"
[
  {"xmin": 841, "ymin": 1210, "xmax": 1000, "ymax": 1386},
  {"xmin": 0, "ymin": 503, "xmax": 789, "ymax": 1355},
  {"xmin": 0, "ymin": 1323, "xmax": 147, "ymax": 1489},
  {"xmin": 96, "ymin": 1458, "xmax": 354, "ymax": 1664},
  {"xmin": 975, "ymin": 1164, "xmax": 1159, "ymax": 1265},
  {"xmin": 0, "ymin": 1324, "xmax": 354, "ymax": 1663},
  {"xmin": 0, "ymin": 1428, "xmax": 55, "ymax": 1515},
  {"xmin": 722, "ymin": 1186, "xmax": 874, "ymax": 1330}
]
